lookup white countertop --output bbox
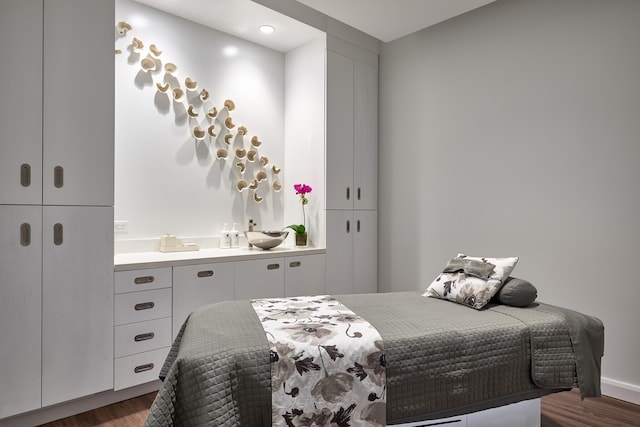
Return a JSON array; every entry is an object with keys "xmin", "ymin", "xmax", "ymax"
[{"xmin": 114, "ymin": 245, "xmax": 326, "ymax": 271}]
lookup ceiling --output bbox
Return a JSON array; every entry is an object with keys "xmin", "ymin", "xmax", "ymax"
[
  {"xmin": 133, "ymin": 0, "xmax": 497, "ymax": 51},
  {"xmin": 295, "ymin": 0, "xmax": 498, "ymax": 43}
]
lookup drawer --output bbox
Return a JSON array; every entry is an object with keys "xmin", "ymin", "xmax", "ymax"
[
  {"xmin": 115, "ymin": 288, "xmax": 172, "ymax": 326},
  {"xmin": 115, "ymin": 317, "xmax": 172, "ymax": 358},
  {"xmin": 114, "ymin": 347, "xmax": 170, "ymax": 391},
  {"xmin": 115, "ymin": 267, "xmax": 172, "ymax": 294}
]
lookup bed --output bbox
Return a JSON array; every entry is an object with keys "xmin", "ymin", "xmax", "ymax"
[{"xmin": 143, "ymin": 290, "xmax": 604, "ymax": 426}]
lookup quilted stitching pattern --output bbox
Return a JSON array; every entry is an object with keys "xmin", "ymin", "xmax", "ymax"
[{"xmin": 143, "ymin": 292, "xmax": 598, "ymax": 426}]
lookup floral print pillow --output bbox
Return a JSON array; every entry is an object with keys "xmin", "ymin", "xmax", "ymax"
[
  {"xmin": 423, "ymin": 254, "xmax": 519, "ymax": 310},
  {"xmin": 454, "ymin": 254, "xmax": 519, "ymax": 283}
]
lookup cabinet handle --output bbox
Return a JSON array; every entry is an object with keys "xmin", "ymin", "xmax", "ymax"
[
  {"xmin": 357, "ymin": 187, "xmax": 361, "ymax": 200},
  {"xmin": 53, "ymin": 166, "xmax": 64, "ymax": 188},
  {"xmin": 134, "ymin": 302, "xmax": 155, "ymax": 311},
  {"xmin": 346, "ymin": 220, "xmax": 350, "ymax": 233},
  {"xmin": 20, "ymin": 223, "xmax": 31, "ymax": 246},
  {"xmin": 134, "ymin": 332, "xmax": 155, "ymax": 342},
  {"xmin": 289, "ymin": 261, "xmax": 301, "ymax": 268},
  {"xmin": 357, "ymin": 219, "xmax": 361, "ymax": 233},
  {"xmin": 53, "ymin": 223, "xmax": 63, "ymax": 245},
  {"xmin": 134, "ymin": 363, "xmax": 154, "ymax": 374},
  {"xmin": 346, "ymin": 187, "xmax": 350, "ymax": 200},
  {"xmin": 134, "ymin": 276, "xmax": 154, "ymax": 284},
  {"xmin": 20, "ymin": 164, "xmax": 31, "ymax": 187},
  {"xmin": 267, "ymin": 263, "xmax": 280, "ymax": 270},
  {"xmin": 197, "ymin": 270, "xmax": 214, "ymax": 278}
]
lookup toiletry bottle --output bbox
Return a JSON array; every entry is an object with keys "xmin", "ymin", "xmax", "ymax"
[
  {"xmin": 220, "ymin": 223, "xmax": 230, "ymax": 249},
  {"xmin": 230, "ymin": 223, "xmax": 239, "ymax": 248}
]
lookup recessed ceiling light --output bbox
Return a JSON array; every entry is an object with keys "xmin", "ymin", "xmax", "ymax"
[{"xmin": 259, "ymin": 25, "xmax": 275, "ymax": 34}]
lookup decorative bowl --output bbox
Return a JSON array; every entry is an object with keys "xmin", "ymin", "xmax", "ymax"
[{"xmin": 244, "ymin": 230, "xmax": 288, "ymax": 250}]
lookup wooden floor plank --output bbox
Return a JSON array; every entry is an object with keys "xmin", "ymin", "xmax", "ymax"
[{"xmin": 39, "ymin": 389, "xmax": 640, "ymax": 426}]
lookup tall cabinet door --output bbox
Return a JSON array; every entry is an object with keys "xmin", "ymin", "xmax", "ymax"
[
  {"xmin": 353, "ymin": 61, "xmax": 378, "ymax": 211},
  {"xmin": 42, "ymin": 0, "xmax": 114, "ymax": 206},
  {"xmin": 326, "ymin": 51, "xmax": 355, "ymax": 210},
  {"xmin": 352, "ymin": 210, "xmax": 378, "ymax": 294},
  {"xmin": 325, "ymin": 210, "xmax": 355, "ymax": 295},
  {"xmin": 0, "ymin": 206, "xmax": 42, "ymax": 419},
  {"xmin": 0, "ymin": 0, "xmax": 43, "ymax": 205},
  {"xmin": 42, "ymin": 206, "xmax": 114, "ymax": 406}
]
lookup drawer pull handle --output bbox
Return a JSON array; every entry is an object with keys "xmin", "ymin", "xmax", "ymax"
[
  {"xmin": 267, "ymin": 263, "xmax": 280, "ymax": 270},
  {"xmin": 20, "ymin": 223, "xmax": 31, "ymax": 246},
  {"xmin": 134, "ymin": 363, "xmax": 154, "ymax": 374},
  {"xmin": 289, "ymin": 261, "xmax": 301, "ymax": 268},
  {"xmin": 21, "ymin": 164, "xmax": 31, "ymax": 187},
  {"xmin": 197, "ymin": 270, "xmax": 214, "ymax": 278},
  {"xmin": 346, "ymin": 220, "xmax": 350, "ymax": 234},
  {"xmin": 357, "ymin": 219, "xmax": 361, "ymax": 233},
  {"xmin": 134, "ymin": 332, "xmax": 155, "ymax": 342},
  {"xmin": 53, "ymin": 223, "xmax": 63, "ymax": 245},
  {"xmin": 346, "ymin": 186, "xmax": 350, "ymax": 200},
  {"xmin": 134, "ymin": 276, "xmax": 155, "ymax": 284},
  {"xmin": 134, "ymin": 302, "xmax": 155, "ymax": 311},
  {"xmin": 357, "ymin": 187, "xmax": 361, "ymax": 200},
  {"xmin": 54, "ymin": 166, "xmax": 64, "ymax": 188}
]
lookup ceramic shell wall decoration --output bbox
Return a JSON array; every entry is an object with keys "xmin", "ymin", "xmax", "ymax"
[
  {"xmin": 115, "ymin": 20, "xmax": 283, "ymax": 204},
  {"xmin": 149, "ymin": 44, "xmax": 163, "ymax": 57}
]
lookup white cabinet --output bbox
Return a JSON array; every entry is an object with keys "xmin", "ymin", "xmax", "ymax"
[
  {"xmin": 0, "ymin": 206, "xmax": 42, "ymax": 419},
  {"xmin": 325, "ymin": 210, "xmax": 377, "ymax": 295},
  {"xmin": 172, "ymin": 262, "xmax": 235, "ymax": 337},
  {"xmin": 235, "ymin": 258, "xmax": 285, "ymax": 300},
  {"xmin": 325, "ymin": 48, "xmax": 378, "ymax": 296},
  {"xmin": 326, "ymin": 51, "xmax": 354, "ymax": 210},
  {"xmin": 285, "ymin": 253, "xmax": 326, "ymax": 297},
  {"xmin": 326, "ymin": 51, "xmax": 378, "ymax": 211},
  {"xmin": 353, "ymin": 61, "xmax": 378, "ymax": 211},
  {"xmin": 42, "ymin": 0, "xmax": 114, "ymax": 206},
  {"xmin": 42, "ymin": 206, "xmax": 114, "ymax": 406},
  {"xmin": 0, "ymin": 1, "xmax": 43, "ymax": 206},
  {"xmin": 0, "ymin": 0, "xmax": 115, "ymax": 417},
  {"xmin": 114, "ymin": 268, "xmax": 172, "ymax": 391}
]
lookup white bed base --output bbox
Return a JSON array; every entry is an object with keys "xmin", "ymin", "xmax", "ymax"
[{"xmin": 391, "ymin": 398, "xmax": 540, "ymax": 427}]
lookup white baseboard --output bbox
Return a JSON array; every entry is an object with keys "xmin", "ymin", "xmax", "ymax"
[
  {"xmin": 0, "ymin": 381, "xmax": 160, "ymax": 427},
  {"xmin": 601, "ymin": 377, "xmax": 640, "ymax": 405}
]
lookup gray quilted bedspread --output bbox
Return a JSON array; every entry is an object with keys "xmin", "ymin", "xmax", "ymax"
[{"xmin": 143, "ymin": 292, "xmax": 604, "ymax": 426}]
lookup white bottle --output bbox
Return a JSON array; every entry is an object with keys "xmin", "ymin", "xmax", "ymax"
[
  {"xmin": 220, "ymin": 223, "xmax": 230, "ymax": 249},
  {"xmin": 230, "ymin": 222, "xmax": 239, "ymax": 248}
]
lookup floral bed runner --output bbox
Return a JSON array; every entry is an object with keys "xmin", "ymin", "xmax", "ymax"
[{"xmin": 251, "ymin": 295, "xmax": 386, "ymax": 426}]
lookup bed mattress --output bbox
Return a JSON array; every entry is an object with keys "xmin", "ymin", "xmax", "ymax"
[{"xmin": 143, "ymin": 291, "xmax": 604, "ymax": 426}]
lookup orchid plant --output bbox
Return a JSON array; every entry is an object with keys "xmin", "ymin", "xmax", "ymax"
[{"xmin": 286, "ymin": 183, "xmax": 312, "ymax": 235}]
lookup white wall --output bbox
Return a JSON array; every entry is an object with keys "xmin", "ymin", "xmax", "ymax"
[
  {"xmin": 115, "ymin": 0, "xmax": 287, "ymax": 241},
  {"xmin": 379, "ymin": 0, "xmax": 640, "ymax": 403}
]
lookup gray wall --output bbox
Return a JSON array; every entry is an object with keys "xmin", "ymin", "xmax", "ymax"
[{"xmin": 379, "ymin": 0, "xmax": 640, "ymax": 400}]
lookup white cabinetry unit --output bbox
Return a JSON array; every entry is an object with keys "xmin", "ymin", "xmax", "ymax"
[
  {"xmin": 114, "ymin": 268, "xmax": 172, "ymax": 391},
  {"xmin": 43, "ymin": 0, "xmax": 114, "ymax": 207},
  {"xmin": 326, "ymin": 51, "xmax": 378, "ymax": 211},
  {"xmin": 285, "ymin": 253, "xmax": 326, "ymax": 297},
  {"xmin": 42, "ymin": 206, "xmax": 114, "ymax": 405},
  {"xmin": 0, "ymin": 0, "xmax": 115, "ymax": 418},
  {"xmin": 0, "ymin": 206, "xmax": 42, "ymax": 419},
  {"xmin": 235, "ymin": 258, "xmax": 285, "ymax": 300},
  {"xmin": 326, "ymin": 46, "xmax": 378, "ymax": 295},
  {"xmin": 0, "ymin": 1, "xmax": 42, "ymax": 206},
  {"xmin": 172, "ymin": 262, "xmax": 235, "ymax": 337},
  {"xmin": 325, "ymin": 210, "xmax": 377, "ymax": 295}
]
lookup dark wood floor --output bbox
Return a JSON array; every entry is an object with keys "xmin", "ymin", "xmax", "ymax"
[{"xmin": 40, "ymin": 389, "xmax": 639, "ymax": 426}]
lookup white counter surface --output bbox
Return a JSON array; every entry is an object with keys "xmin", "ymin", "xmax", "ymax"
[{"xmin": 114, "ymin": 245, "xmax": 325, "ymax": 271}]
